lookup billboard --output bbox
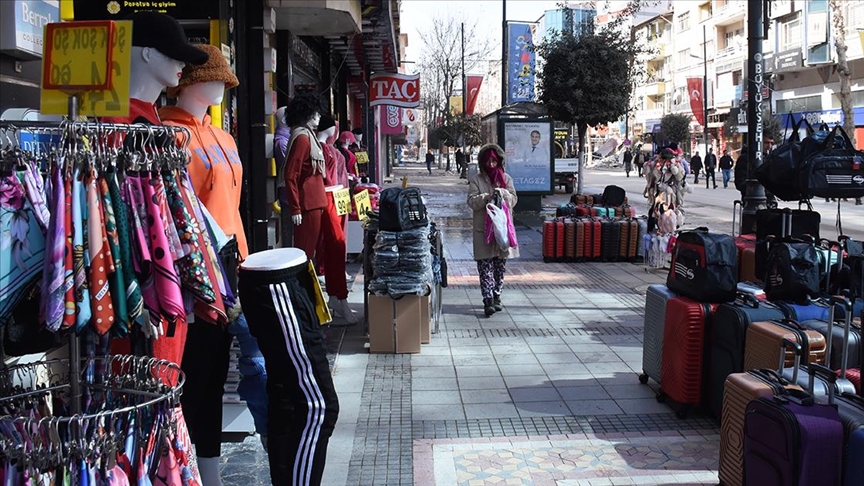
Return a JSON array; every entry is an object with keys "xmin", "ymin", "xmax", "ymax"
[
  {"xmin": 506, "ymin": 22, "xmax": 537, "ymax": 104},
  {"xmin": 502, "ymin": 121, "xmax": 552, "ymax": 193}
]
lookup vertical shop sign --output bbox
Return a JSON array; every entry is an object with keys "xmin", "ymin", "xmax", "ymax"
[
  {"xmin": 506, "ymin": 22, "xmax": 537, "ymax": 104},
  {"xmin": 380, "ymin": 105, "xmax": 402, "ymax": 135}
]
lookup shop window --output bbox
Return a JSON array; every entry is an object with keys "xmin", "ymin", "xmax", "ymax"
[
  {"xmin": 776, "ymin": 95, "xmax": 822, "ymax": 113},
  {"xmin": 830, "ymin": 91, "xmax": 864, "ymax": 109}
]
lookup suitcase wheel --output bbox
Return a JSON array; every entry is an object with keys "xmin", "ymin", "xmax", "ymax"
[
  {"xmin": 638, "ymin": 373, "xmax": 649, "ymax": 384},
  {"xmin": 675, "ymin": 407, "xmax": 690, "ymax": 419},
  {"xmin": 655, "ymin": 391, "xmax": 666, "ymax": 403}
]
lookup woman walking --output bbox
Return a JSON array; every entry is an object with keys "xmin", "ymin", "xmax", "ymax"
[{"xmin": 467, "ymin": 144, "xmax": 519, "ymax": 316}]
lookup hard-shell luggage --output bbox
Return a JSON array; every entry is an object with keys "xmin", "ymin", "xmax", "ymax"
[
  {"xmin": 542, "ymin": 219, "xmax": 565, "ymax": 262},
  {"xmin": 572, "ymin": 219, "xmax": 586, "ymax": 260},
  {"xmin": 735, "ymin": 233, "xmax": 758, "ymax": 282},
  {"xmin": 617, "ymin": 219, "xmax": 638, "ymax": 261},
  {"xmin": 574, "ymin": 205, "xmax": 592, "ymax": 217},
  {"xmin": 635, "ymin": 218, "xmax": 648, "ymax": 260},
  {"xmin": 756, "ymin": 207, "xmax": 821, "ymax": 242},
  {"xmin": 582, "ymin": 218, "xmax": 602, "ymax": 260},
  {"xmin": 564, "ymin": 219, "xmax": 577, "ymax": 261},
  {"xmin": 831, "ymin": 297, "xmax": 862, "ymax": 394},
  {"xmin": 837, "ymin": 392, "xmax": 864, "ymax": 485},
  {"xmin": 743, "ymin": 363, "xmax": 845, "ymax": 486},
  {"xmin": 600, "ymin": 219, "xmax": 620, "ymax": 262},
  {"xmin": 798, "ymin": 318, "xmax": 862, "ymax": 372},
  {"xmin": 595, "ymin": 206, "xmax": 615, "ymax": 219},
  {"xmin": 570, "ymin": 194, "xmax": 593, "ymax": 205},
  {"xmin": 719, "ymin": 346, "xmax": 803, "ymax": 486},
  {"xmin": 708, "ymin": 295, "xmax": 786, "ymax": 419},
  {"xmin": 659, "ymin": 296, "xmax": 719, "ymax": 414},
  {"xmin": 667, "ymin": 229, "xmax": 738, "ymax": 303},
  {"xmin": 743, "ymin": 319, "xmax": 827, "ymax": 371},
  {"xmin": 619, "ymin": 205, "xmax": 637, "ymax": 219},
  {"xmin": 556, "ymin": 203, "xmax": 576, "ymax": 217},
  {"xmin": 640, "ymin": 284, "xmax": 677, "ymax": 386}
]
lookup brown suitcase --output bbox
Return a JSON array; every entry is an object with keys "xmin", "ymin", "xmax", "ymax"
[
  {"xmin": 564, "ymin": 220, "xmax": 576, "ymax": 260},
  {"xmin": 573, "ymin": 219, "xmax": 585, "ymax": 259},
  {"xmin": 719, "ymin": 339, "xmax": 803, "ymax": 486},
  {"xmin": 617, "ymin": 219, "xmax": 638, "ymax": 261},
  {"xmin": 743, "ymin": 320, "xmax": 826, "ymax": 371},
  {"xmin": 739, "ymin": 247, "xmax": 757, "ymax": 283}
]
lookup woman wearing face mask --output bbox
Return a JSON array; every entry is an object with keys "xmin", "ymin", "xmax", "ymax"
[{"xmin": 467, "ymin": 144, "xmax": 519, "ymax": 316}]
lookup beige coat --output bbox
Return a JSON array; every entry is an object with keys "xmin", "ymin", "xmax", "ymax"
[{"xmin": 468, "ymin": 146, "xmax": 519, "ymax": 261}]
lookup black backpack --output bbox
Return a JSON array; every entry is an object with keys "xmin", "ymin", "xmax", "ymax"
[
  {"xmin": 764, "ymin": 241, "xmax": 821, "ymax": 303},
  {"xmin": 378, "ymin": 187, "xmax": 428, "ymax": 232},
  {"xmin": 602, "ymin": 185, "xmax": 626, "ymax": 207},
  {"xmin": 667, "ymin": 229, "xmax": 738, "ymax": 303}
]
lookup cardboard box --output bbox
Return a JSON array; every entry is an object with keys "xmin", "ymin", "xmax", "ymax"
[
  {"xmin": 419, "ymin": 295, "xmax": 431, "ymax": 344},
  {"xmin": 367, "ymin": 294, "xmax": 422, "ymax": 354}
]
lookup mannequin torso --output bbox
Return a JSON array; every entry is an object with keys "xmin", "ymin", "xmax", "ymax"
[
  {"xmin": 284, "ymin": 119, "xmax": 327, "ymax": 221},
  {"xmin": 104, "ymin": 47, "xmax": 185, "ymax": 125}
]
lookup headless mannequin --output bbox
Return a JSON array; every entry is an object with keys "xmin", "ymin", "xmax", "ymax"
[{"xmin": 242, "ymin": 248, "xmax": 307, "ymax": 271}]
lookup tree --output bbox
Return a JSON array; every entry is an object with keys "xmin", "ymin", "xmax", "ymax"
[
  {"xmin": 535, "ymin": 0, "xmax": 652, "ymax": 194},
  {"xmin": 660, "ymin": 113, "xmax": 692, "ymax": 147},
  {"xmin": 829, "ymin": 0, "xmax": 856, "ymax": 146}
]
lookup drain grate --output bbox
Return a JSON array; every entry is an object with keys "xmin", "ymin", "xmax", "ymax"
[{"xmin": 442, "ymin": 326, "xmax": 642, "ymax": 339}]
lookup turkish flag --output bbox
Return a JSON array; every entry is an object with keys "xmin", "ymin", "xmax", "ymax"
[
  {"xmin": 465, "ymin": 75, "xmax": 484, "ymax": 115},
  {"xmin": 687, "ymin": 77, "xmax": 705, "ymax": 126}
]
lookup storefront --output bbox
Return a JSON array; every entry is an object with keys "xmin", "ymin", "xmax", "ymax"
[
  {"xmin": 0, "ymin": 0, "xmax": 59, "ymax": 116},
  {"xmin": 778, "ymin": 107, "xmax": 864, "ymax": 150}
]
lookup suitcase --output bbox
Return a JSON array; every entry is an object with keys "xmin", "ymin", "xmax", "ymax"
[
  {"xmin": 574, "ymin": 205, "xmax": 591, "ymax": 217},
  {"xmin": 564, "ymin": 219, "xmax": 577, "ymax": 261},
  {"xmin": 640, "ymin": 284, "xmax": 677, "ymax": 386},
  {"xmin": 635, "ymin": 218, "xmax": 648, "ymax": 260},
  {"xmin": 720, "ymin": 360, "xmax": 803, "ymax": 486},
  {"xmin": 659, "ymin": 296, "xmax": 719, "ymax": 415},
  {"xmin": 617, "ymin": 219, "xmax": 638, "ymax": 261},
  {"xmin": 776, "ymin": 301, "xmax": 832, "ymax": 321},
  {"xmin": 573, "ymin": 219, "xmax": 586, "ymax": 260},
  {"xmin": 743, "ymin": 362, "xmax": 844, "ymax": 486},
  {"xmin": 601, "ymin": 218, "xmax": 620, "ymax": 261},
  {"xmin": 837, "ymin": 392, "xmax": 864, "ymax": 485},
  {"xmin": 619, "ymin": 205, "xmax": 637, "ymax": 219},
  {"xmin": 595, "ymin": 206, "xmax": 615, "ymax": 218},
  {"xmin": 744, "ymin": 319, "xmax": 827, "ymax": 371},
  {"xmin": 830, "ymin": 297, "xmax": 863, "ymax": 395},
  {"xmin": 708, "ymin": 295, "xmax": 786, "ymax": 419},
  {"xmin": 756, "ymin": 207, "xmax": 822, "ymax": 242},
  {"xmin": 542, "ymin": 219, "xmax": 564, "ymax": 262},
  {"xmin": 570, "ymin": 194, "xmax": 593, "ymax": 205},
  {"xmin": 734, "ymin": 236, "xmax": 756, "ymax": 284},
  {"xmin": 582, "ymin": 218, "xmax": 602, "ymax": 260},
  {"xmin": 798, "ymin": 319, "xmax": 862, "ymax": 371},
  {"xmin": 737, "ymin": 281, "xmax": 766, "ymax": 300}
]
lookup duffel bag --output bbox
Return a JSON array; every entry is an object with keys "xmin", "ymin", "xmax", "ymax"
[
  {"xmin": 601, "ymin": 184, "xmax": 626, "ymax": 207},
  {"xmin": 799, "ymin": 126, "xmax": 864, "ymax": 199},
  {"xmin": 378, "ymin": 187, "xmax": 428, "ymax": 232},
  {"xmin": 764, "ymin": 240, "xmax": 821, "ymax": 303},
  {"xmin": 667, "ymin": 228, "xmax": 738, "ymax": 303},
  {"xmin": 755, "ymin": 114, "xmax": 812, "ymax": 201}
]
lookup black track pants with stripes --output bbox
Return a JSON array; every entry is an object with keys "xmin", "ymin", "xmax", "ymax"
[{"xmin": 239, "ymin": 262, "xmax": 339, "ymax": 486}]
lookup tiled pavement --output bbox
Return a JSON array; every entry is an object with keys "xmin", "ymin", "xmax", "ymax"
[{"xmin": 220, "ymin": 164, "xmax": 722, "ymax": 486}]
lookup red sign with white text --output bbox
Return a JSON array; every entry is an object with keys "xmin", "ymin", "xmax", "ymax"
[
  {"xmin": 369, "ymin": 73, "xmax": 420, "ymax": 108},
  {"xmin": 687, "ymin": 77, "xmax": 705, "ymax": 126}
]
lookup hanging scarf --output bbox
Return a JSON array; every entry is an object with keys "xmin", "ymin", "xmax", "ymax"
[
  {"xmin": 483, "ymin": 162, "xmax": 507, "ymax": 189},
  {"xmin": 287, "ymin": 126, "xmax": 325, "ymax": 176}
]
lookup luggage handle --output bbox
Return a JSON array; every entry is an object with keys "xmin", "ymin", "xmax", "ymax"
[
  {"xmin": 779, "ymin": 338, "xmax": 802, "ymax": 384},
  {"xmin": 807, "ymin": 362, "xmax": 837, "ymax": 405},
  {"xmin": 755, "ymin": 368, "xmax": 791, "ymax": 386},
  {"xmin": 828, "ymin": 295, "xmax": 854, "ymax": 376},
  {"xmin": 732, "ymin": 200, "xmax": 742, "ymax": 238},
  {"xmin": 735, "ymin": 292, "xmax": 760, "ymax": 309},
  {"xmin": 839, "ymin": 391, "xmax": 864, "ymax": 407}
]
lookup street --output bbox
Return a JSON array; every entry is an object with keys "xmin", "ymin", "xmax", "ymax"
[{"xmin": 543, "ymin": 167, "xmax": 864, "ymax": 242}]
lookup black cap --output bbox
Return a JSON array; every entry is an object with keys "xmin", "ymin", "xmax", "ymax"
[
  {"xmin": 129, "ymin": 12, "xmax": 209, "ymax": 65},
  {"xmin": 318, "ymin": 115, "xmax": 336, "ymax": 132}
]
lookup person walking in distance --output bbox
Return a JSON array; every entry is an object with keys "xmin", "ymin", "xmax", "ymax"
[
  {"xmin": 690, "ymin": 151, "xmax": 703, "ymax": 184},
  {"xmin": 622, "ymin": 147, "xmax": 633, "ymax": 177},
  {"xmin": 467, "ymin": 144, "xmax": 519, "ymax": 317},
  {"xmin": 704, "ymin": 147, "xmax": 718, "ymax": 189},
  {"xmin": 455, "ymin": 148, "xmax": 465, "ymax": 175},
  {"xmin": 634, "ymin": 146, "xmax": 645, "ymax": 177},
  {"xmin": 719, "ymin": 148, "xmax": 734, "ymax": 188},
  {"xmin": 425, "ymin": 148, "xmax": 434, "ymax": 175}
]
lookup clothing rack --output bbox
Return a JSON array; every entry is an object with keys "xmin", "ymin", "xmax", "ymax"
[{"xmin": 0, "ymin": 120, "xmax": 192, "ymax": 417}]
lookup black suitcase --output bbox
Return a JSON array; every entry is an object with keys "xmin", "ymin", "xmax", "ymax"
[
  {"xmin": 800, "ymin": 318, "xmax": 863, "ymax": 371},
  {"xmin": 756, "ymin": 207, "xmax": 821, "ymax": 242},
  {"xmin": 600, "ymin": 219, "xmax": 620, "ymax": 262},
  {"xmin": 707, "ymin": 294, "xmax": 786, "ymax": 419}
]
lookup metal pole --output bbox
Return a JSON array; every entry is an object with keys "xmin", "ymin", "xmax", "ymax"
[
  {"xmin": 741, "ymin": 0, "xmax": 766, "ymax": 235},
  {"xmin": 462, "ymin": 22, "xmax": 467, "ymax": 162},
  {"xmin": 502, "ymin": 0, "xmax": 507, "ymax": 107},
  {"xmin": 703, "ymin": 24, "xmax": 708, "ymax": 155},
  {"xmin": 67, "ymin": 93, "xmax": 81, "ymax": 416}
]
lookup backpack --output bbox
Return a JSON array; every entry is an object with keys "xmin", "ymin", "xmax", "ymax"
[
  {"xmin": 666, "ymin": 229, "xmax": 738, "ymax": 303},
  {"xmin": 378, "ymin": 187, "xmax": 428, "ymax": 232},
  {"xmin": 601, "ymin": 185, "xmax": 626, "ymax": 207},
  {"xmin": 763, "ymin": 241, "xmax": 821, "ymax": 303}
]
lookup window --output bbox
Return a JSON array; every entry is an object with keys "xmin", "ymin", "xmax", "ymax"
[
  {"xmin": 677, "ymin": 12, "xmax": 690, "ymax": 32},
  {"xmin": 779, "ymin": 13, "xmax": 802, "ymax": 52},
  {"xmin": 831, "ymin": 91, "xmax": 864, "ymax": 108},
  {"xmin": 845, "ymin": 2, "xmax": 864, "ymax": 36},
  {"xmin": 776, "ymin": 95, "xmax": 822, "ymax": 113},
  {"xmin": 699, "ymin": 2, "xmax": 713, "ymax": 21},
  {"xmin": 732, "ymin": 70, "xmax": 742, "ymax": 86},
  {"xmin": 678, "ymin": 48, "xmax": 691, "ymax": 66}
]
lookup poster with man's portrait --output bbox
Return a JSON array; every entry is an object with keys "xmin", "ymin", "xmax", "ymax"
[{"xmin": 503, "ymin": 121, "xmax": 553, "ymax": 193}]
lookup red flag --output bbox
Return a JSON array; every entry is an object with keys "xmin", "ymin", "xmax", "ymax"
[
  {"xmin": 687, "ymin": 77, "xmax": 705, "ymax": 126},
  {"xmin": 466, "ymin": 75, "xmax": 484, "ymax": 115}
]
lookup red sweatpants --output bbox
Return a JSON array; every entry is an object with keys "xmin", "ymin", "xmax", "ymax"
[{"xmin": 294, "ymin": 197, "xmax": 348, "ymax": 299}]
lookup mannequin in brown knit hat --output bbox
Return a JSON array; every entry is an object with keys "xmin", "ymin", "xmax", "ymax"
[{"xmin": 159, "ymin": 44, "xmax": 266, "ymax": 486}]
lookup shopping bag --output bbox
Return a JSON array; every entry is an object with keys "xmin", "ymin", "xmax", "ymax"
[
  {"xmin": 502, "ymin": 199, "xmax": 518, "ymax": 248},
  {"xmin": 485, "ymin": 203, "xmax": 510, "ymax": 250}
]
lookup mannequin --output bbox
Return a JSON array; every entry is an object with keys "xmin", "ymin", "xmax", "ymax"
[
  {"xmin": 315, "ymin": 116, "xmax": 356, "ymax": 324},
  {"xmin": 159, "ymin": 44, "xmax": 267, "ymax": 486},
  {"xmin": 104, "ymin": 12, "xmax": 208, "ymax": 367},
  {"xmin": 238, "ymin": 246, "xmax": 340, "ymax": 486}
]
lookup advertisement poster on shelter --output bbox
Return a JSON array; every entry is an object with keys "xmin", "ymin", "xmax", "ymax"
[{"xmin": 503, "ymin": 121, "xmax": 552, "ymax": 193}]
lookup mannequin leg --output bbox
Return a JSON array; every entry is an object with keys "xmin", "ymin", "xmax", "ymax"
[
  {"xmin": 292, "ymin": 209, "xmax": 324, "ymax": 260},
  {"xmin": 321, "ymin": 194, "xmax": 348, "ymax": 300}
]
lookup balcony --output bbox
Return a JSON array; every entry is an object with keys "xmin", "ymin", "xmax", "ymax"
[
  {"xmin": 713, "ymin": 0, "xmax": 746, "ymax": 27},
  {"xmin": 643, "ymin": 78, "xmax": 666, "ymax": 97},
  {"xmin": 267, "ymin": 0, "xmax": 361, "ymax": 36}
]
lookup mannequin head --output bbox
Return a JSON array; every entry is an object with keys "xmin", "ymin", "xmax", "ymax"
[
  {"xmin": 128, "ymin": 12, "xmax": 208, "ymax": 104},
  {"xmin": 285, "ymin": 93, "xmax": 325, "ymax": 130},
  {"xmin": 352, "ymin": 127, "xmax": 364, "ymax": 144},
  {"xmin": 317, "ymin": 115, "xmax": 337, "ymax": 143},
  {"xmin": 169, "ymin": 44, "xmax": 239, "ymax": 121}
]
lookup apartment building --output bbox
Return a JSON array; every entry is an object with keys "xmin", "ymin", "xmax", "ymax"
[{"xmin": 629, "ymin": 0, "xmax": 864, "ymax": 154}]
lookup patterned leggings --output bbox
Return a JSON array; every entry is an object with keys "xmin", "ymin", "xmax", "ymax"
[{"xmin": 477, "ymin": 257, "xmax": 507, "ymax": 299}]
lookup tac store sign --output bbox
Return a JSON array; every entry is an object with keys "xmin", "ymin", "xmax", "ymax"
[
  {"xmin": 369, "ymin": 73, "xmax": 420, "ymax": 108},
  {"xmin": 0, "ymin": 0, "xmax": 59, "ymax": 60},
  {"xmin": 507, "ymin": 22, "xmax": 537, "ymax": 104}
]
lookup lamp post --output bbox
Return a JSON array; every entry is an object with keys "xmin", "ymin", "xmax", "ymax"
[{"xmin": 690, "ymin": 25, "xmax": 709, "ymax": 154}]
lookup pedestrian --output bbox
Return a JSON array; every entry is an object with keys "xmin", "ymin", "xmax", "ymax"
[
  {"xmin": 467, "ymin": 144, "xmax": 519, "ymax": 317},
  {"xmin": 455, "ymin": 148, "xmax": 465, "ymax": 174},
  {"xmin": 690, "ymin": 151, "xmax": 703, "ymax": 184},
  {"xmin": 704, "ymin": 147, "xmax": 717, "ymax": 189},
  {"xmin": 623, "ymin": 147, "xmax": 633, "ymax": 177},
  {"xmin": 425, "ymin": 147, "xmax": 434, "ymax": 175},
  {"xmin": 634, "ymin": 147, "xmax": 644, "ymax": 177},
  {"xmin": 719, "ymin": 148, "xmax": 734, "ymax": 188}
]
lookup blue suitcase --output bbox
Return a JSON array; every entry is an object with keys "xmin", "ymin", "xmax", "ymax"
[{"xmin": 640, "ymin": 284, "xmax": 677, "ymax": 386}]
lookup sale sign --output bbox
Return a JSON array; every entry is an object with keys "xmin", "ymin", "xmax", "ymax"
[{"xmin": 369, "ymin": 73, "xmax": 420, "ymax": 108}]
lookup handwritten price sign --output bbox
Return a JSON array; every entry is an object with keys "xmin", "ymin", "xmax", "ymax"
[
  {"xmin": 355, "ymin": 151, "xmax": 370, "ymax": 165},
  {"xmin": 333, "ymin": 188, "xmax": 352, "ymax": 216},
  {"xmin": 41, "ymin": 21, "xmax": 132, "ymax": 117},
  {"xmin": 43, "ymin": 21, "xmax": 115, "ymax": 90},
  {"xmin": 353, "ymin": 189, "xmax": 372, "ymax": 222}
]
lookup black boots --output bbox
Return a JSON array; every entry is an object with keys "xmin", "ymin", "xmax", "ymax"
[
  {"xmin": 492, "ymin": 296, "xmax": 503, "ymax": 312},
  {"xmin": 483, "ymin": 298, "xmax": 495, "ymax": 316}
]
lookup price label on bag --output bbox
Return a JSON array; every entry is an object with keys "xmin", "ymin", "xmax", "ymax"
[
  {"xmin": 41, "ymin": 21, "xmax": 132, "ymax": 117},
  {"xmin": 333, "ymin": 188, "xmax": 352, "ymax": 216},
  {"xmin": 353, "ymin": 189, "xmax": 372, "ymax": 222}
]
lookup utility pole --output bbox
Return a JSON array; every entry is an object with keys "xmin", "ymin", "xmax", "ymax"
[
  {"xmin": 741, "ymin": 0, "xmax": 766, "ymax": 235},
  {"xmin": 502, "ymin": 0, "xmax": 507, "ymax": 108},
  {"xmin": 702, "ymin": 24, "xmax": 708, "ymax": 156},
  {"xmin": 462, "ymin": 22, "xmax": 467, "ymax": 163}
]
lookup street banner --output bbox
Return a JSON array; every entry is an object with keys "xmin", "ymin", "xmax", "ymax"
[
  {"xmin": 449, "ymin": 95, "xmax": 463, "ymax": 116},
  {"xmin": 687, "ymin": 77, "xmax": 705, "ymax": 126},
  {"xmin": 506, "ymin": 22, "xmax": 537, "ymax": 104},
  {"xmin": 466, "ymin": 75, "xmax": 484, "ymax": 114},
  {"xmin": 503, "ymin": 121, "xmax": 552, "ymax": 193},
  {"xmin": 369, "ymin": 73, "xmax": 420, "ymax": 108}
]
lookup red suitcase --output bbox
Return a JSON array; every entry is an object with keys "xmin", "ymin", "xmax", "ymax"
[
  {"xmin": 542, "ymin": 219, "xmax": 564, "ymax": 262},
  {"xmin": 660, "ymin": 296, "xmax": 719, "ymax": 416},
  {"xmin": 582, "ymin": 218, "xmax": 602, "ymax": 260},
  {"xmin": 734, "ymin": 235, "xmax": 758, "ymax": 283}
]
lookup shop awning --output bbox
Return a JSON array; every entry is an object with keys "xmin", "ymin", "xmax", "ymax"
[{"xmin": 267, "ymin": 0, "xmax": 361, "ymax": 36}]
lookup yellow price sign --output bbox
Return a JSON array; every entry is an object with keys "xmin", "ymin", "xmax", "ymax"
[
  {"xmin": 353, "ymin": 189, "xmax": 372, "ymax": 222},
  {"xmin": 355, "ymin": 151, "xmax": 370, "ymax": 165},
  {"xmin": 43, "ymin": 21, "xmax": 115, "ymax": 90},
  {"xmin": 41, "ymin": 21, "xmax": 133, "ymax": 117},
  {"xmin": 333, "ymin": 188, "xmax": 352, "ymax": 216}
]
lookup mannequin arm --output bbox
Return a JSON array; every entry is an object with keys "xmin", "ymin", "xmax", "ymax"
[{"xmin": 284, "ymin": 133, "xmax": 311, "ymax": 216}]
